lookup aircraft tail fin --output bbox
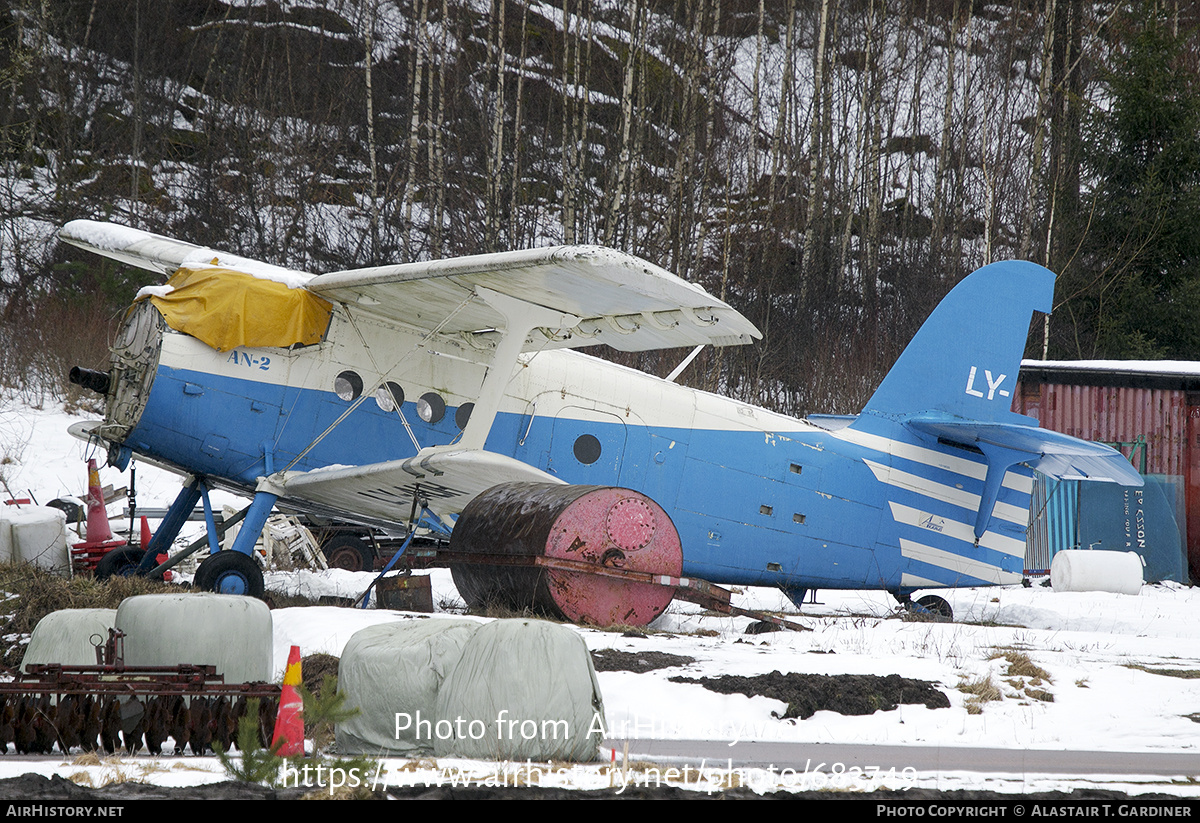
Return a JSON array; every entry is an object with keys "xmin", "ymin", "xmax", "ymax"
[
  {"xmin": 858, "ymin": 259, "xmax": 1054, "ymax": 426},
  {"xmin": 852, "ymin": 260, "xmax": 1141, "ymax": 539}
]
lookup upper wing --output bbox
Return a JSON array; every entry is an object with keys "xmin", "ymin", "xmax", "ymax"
[
  {"xmin": 307, "ymin": 247, "xmax": 760, "ymax": 352},
  {"xmin": 60, "ymin": 220, "xmax": 759, "ymax": 354},
  {"xmin": 58, "ymin": 220, "xmax": 313, "ymax": 285},
  {"xmin": 261, "ymin": 449, "xmax": 566, "ymax": 530}
]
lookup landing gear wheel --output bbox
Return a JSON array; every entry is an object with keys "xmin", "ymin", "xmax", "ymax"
[
  {"xmin": 322, "ymin": 534, "xmax": 374, "ymax": 572},
  {"xmin": 913, "ymin": 594, "xmax": 953, "ymax": 622},
  {"xmin": 194, "ymin": 551, "xmax": 265, "ymax": 598},
  {"xmin": 95, "ymin": 547, "xmax": 146, "ymax": 581}
]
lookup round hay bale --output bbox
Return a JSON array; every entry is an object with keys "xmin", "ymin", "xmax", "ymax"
[
  {"xmin": 114, "ymin": 593, "xmax": 272, "ymax": 683},
  {"xmin": 0, "ymin": 515, "xmax": 13, "ymax": 564},
  {"xmin": 21, "ymin": 609, "xmax": 117, "ymax": 672},
  {"xmin": 336, "ymin": 617, "xmax": 481, "ymax": 755},
  {"xmin": 433, "ymin": 619, "xmax": 605, "ymax": 762}
]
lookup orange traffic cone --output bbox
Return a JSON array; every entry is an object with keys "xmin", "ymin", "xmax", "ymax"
[
  {"xmin": 140, "ymin": 516, "xmax": 174, "ymax": 582},
  {"xmin": 76, "ymin": 460, "xmax": 126, "ymax": 574},
  {"xmin": 272, "ymin": 645, "xmax": 304, "ymax": 756},
  {"xmin": 84, "ymin": 459, "xmax": 118, "ymax": 544}
]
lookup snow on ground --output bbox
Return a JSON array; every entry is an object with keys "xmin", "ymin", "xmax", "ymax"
[{"xmin": 3, "ymin": 396, "xmax": 1200, "ymax": 797}]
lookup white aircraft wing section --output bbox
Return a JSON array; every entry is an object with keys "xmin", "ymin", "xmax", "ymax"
[
  {"xmin": 59, "ymin": 220, "xmax": 760, "ymax": 353},
  {"xmin": 262, "ymin": 449, "xmax": 566, "ymax": 529},
  {"xmin": 59, "ymin": 221, "xmax": 208, "ymax": 275},
  {"xmin": 58, "ymin": 220, "xmax": 314, "ymax": 284},
  {"xmin": 307, "ymin": 246, "xmax": 760, "ymax": 352}
]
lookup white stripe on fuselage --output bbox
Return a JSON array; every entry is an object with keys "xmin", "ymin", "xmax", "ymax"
[
  {"xmin": 887, "ymin": 502, "xmax": 1025, "ymax": 557},
  {"xmin": 833, "ymin": 427, "xmax": 1033, "ymax": 493},
  {"xmin": 863, "ymin": 460, "xmax": 1028, "ymax": 526},
  {"xmin": 899, "ymin": 538, "xmax": 1022, "ymax": 584},
  {"xmin": 900, "ymin": 572, "xmax": 944, "ymax": 588}
]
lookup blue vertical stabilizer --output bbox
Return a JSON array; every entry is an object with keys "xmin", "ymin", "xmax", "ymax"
[{"xmin": 859, "ymin": 260, "xmax": 1055, "ymax": 426}]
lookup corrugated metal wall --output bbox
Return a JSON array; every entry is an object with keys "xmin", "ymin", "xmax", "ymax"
[
  {"xmin": 1016, "ymin": 384, "xmax": 1186, "ymax": 476},
  {"xmin": 1015, "ymin": 370, "xmax": 1196, "ymax": 581},
  {"xmin": 1026, "ymin": 475, "xmax": 1078, "ymax": 575}
]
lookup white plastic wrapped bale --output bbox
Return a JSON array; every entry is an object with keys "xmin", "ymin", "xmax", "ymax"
[
  {"xmin": 336, "ymin": 617, "xmax": 481, "ymax": 755},
  {"xmin": 21, "ymin": 609, "xmax": 117, "ymax": 672},
  {"xmin": 7, "ymin": 507, "xmax": 70, "ymax": 574},
  {"xmin": 0, "ymin": 515, "xmax": 12, "ymax": 563},
  {"xmin": 114, "ymin": 593, "xmax": 272, "ymax": 683},
  {"xmin": 1051, "ymin": 549, "xmax": 1144, "ymax": 595},
  {"xmin": 433, "ymin": 619, "xmax": 605, "ymax": 762}
]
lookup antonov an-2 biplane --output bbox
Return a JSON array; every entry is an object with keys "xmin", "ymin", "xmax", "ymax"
[{"xmin": 60, "ymin": 220, "xmax": 1141, "ymax": 625}]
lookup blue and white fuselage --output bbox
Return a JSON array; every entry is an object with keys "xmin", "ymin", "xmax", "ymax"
[
  {"xmin": 120, "ymin": 307, "xmax": 1031, "ymax": 597},
  {"xmin": 62, "ymin": 220, "xmax": 1141, "ymax": 605}
]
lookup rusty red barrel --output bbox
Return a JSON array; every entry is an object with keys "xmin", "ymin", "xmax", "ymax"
[{"xmin": 450, "ymin": 483, "xmax": 682, "ymax": 626}]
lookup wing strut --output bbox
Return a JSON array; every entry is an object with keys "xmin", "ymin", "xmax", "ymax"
[{"xmin": 449, "ymin": 287, "xmax": 579, "ymax": 452}]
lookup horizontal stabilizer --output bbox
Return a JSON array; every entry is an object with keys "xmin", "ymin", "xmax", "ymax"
[
  {"xmin": 908, "ymin": 416, "xmax": 1144, "ymax": 487},
  {"xmin": 263, "ymin": 449, "xmax": 566, "ymax": 529},
  {"xmin": 908, "ymin": 414, "xmax": 1142, "ymax": 539}
]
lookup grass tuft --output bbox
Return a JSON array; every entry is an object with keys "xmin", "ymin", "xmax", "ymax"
[
  {"xmin": 957, "ymin": 674, "xmax": 1002, "ymax": 714},
  {"xmin": 989, "ymin": 649, "xmax": 1052, "ymax": 682},
  {"xmin": 0, "ymin": 562, "xmax": 181, "ymax": 668}
]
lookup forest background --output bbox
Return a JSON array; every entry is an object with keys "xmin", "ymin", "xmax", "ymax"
[{"xmin": 1, "ymin": 0, "xmax": 1198, "ymax": 417}]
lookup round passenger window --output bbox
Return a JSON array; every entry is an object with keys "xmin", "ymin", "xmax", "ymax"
[
  {"xmin": 455, "ymin": 402, "xmax": 475, "ymax": 431},
  {"xmin": 417, "ymin": 392, "xmax": 446, "ymax": 424},
  {"xmin": 334, "ymin": 371, "xmax": 363, "ymax": 402},
  {"xmin": 574, "ymin": 434, "xmax": 602, "ymax": 465},
  {"xmin": 375, "ymin": 381, "xmax": 404, "ymax": 412}
]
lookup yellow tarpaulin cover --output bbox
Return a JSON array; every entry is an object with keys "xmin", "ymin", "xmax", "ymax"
[{"xmin": 147, "ymin": 267, "xmax": 332, "ymax": 352}]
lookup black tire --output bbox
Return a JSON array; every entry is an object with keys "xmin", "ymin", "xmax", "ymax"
[
  {"xmin": 47, "ymin": 497, "xmax": 84, "ymax": 525},
  {"xmin": 914, "ymin": 594, "xmax": 953, "ymax": 622},
  {"xmin": 322, "ymin": 534, "xmax": 375, "ymax": 572},
  {"xmin": 95, "ymin": 547, "xmax": 146, "ymax": 581},
  {"xmin": 194, "ymin": 551, "xmax": 265, "ymax": 598}
]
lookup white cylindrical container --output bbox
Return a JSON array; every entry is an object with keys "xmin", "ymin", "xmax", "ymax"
[
  {"xmin": 1050, "ymin": 549, "xmax": 1144, "ymax": 595},
  {"xmin": 9, "ymin": 506, "xmax": 70, "ymax": 575}
]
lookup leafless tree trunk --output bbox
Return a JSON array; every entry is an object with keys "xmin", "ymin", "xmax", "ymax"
[
  {"xmin": 402, "ymin": 0, "xmax": 429, "ymax": 259},
  {"xmin": 508, "ymin": 0, "xmax": 531, "ymax": 247},
  {"xmin": 429, "ymin": 0, "xmax": 450, "ymax": 258},
  {"xmin": 362, "ymin": 0, "xmax": 381, "ymax": 261},
  {"xmin": 485, "ymin": 0, "xmax": 507, "ymax": 251},
  {"xmin": 603, "ymin": 0, "xmax": 641, "ymax": 249},
  {"xmin": 800, "ymin": 0, "xmax": 832, "ymax": 293}
]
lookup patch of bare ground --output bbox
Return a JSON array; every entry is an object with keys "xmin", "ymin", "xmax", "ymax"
[
  {"xmin": 590, "ymin": 649, "xmax": 695, "ymax": 673},
  {"xmin": 667, "ymin": 671, "xmax": 950, "ymax": 719}
]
